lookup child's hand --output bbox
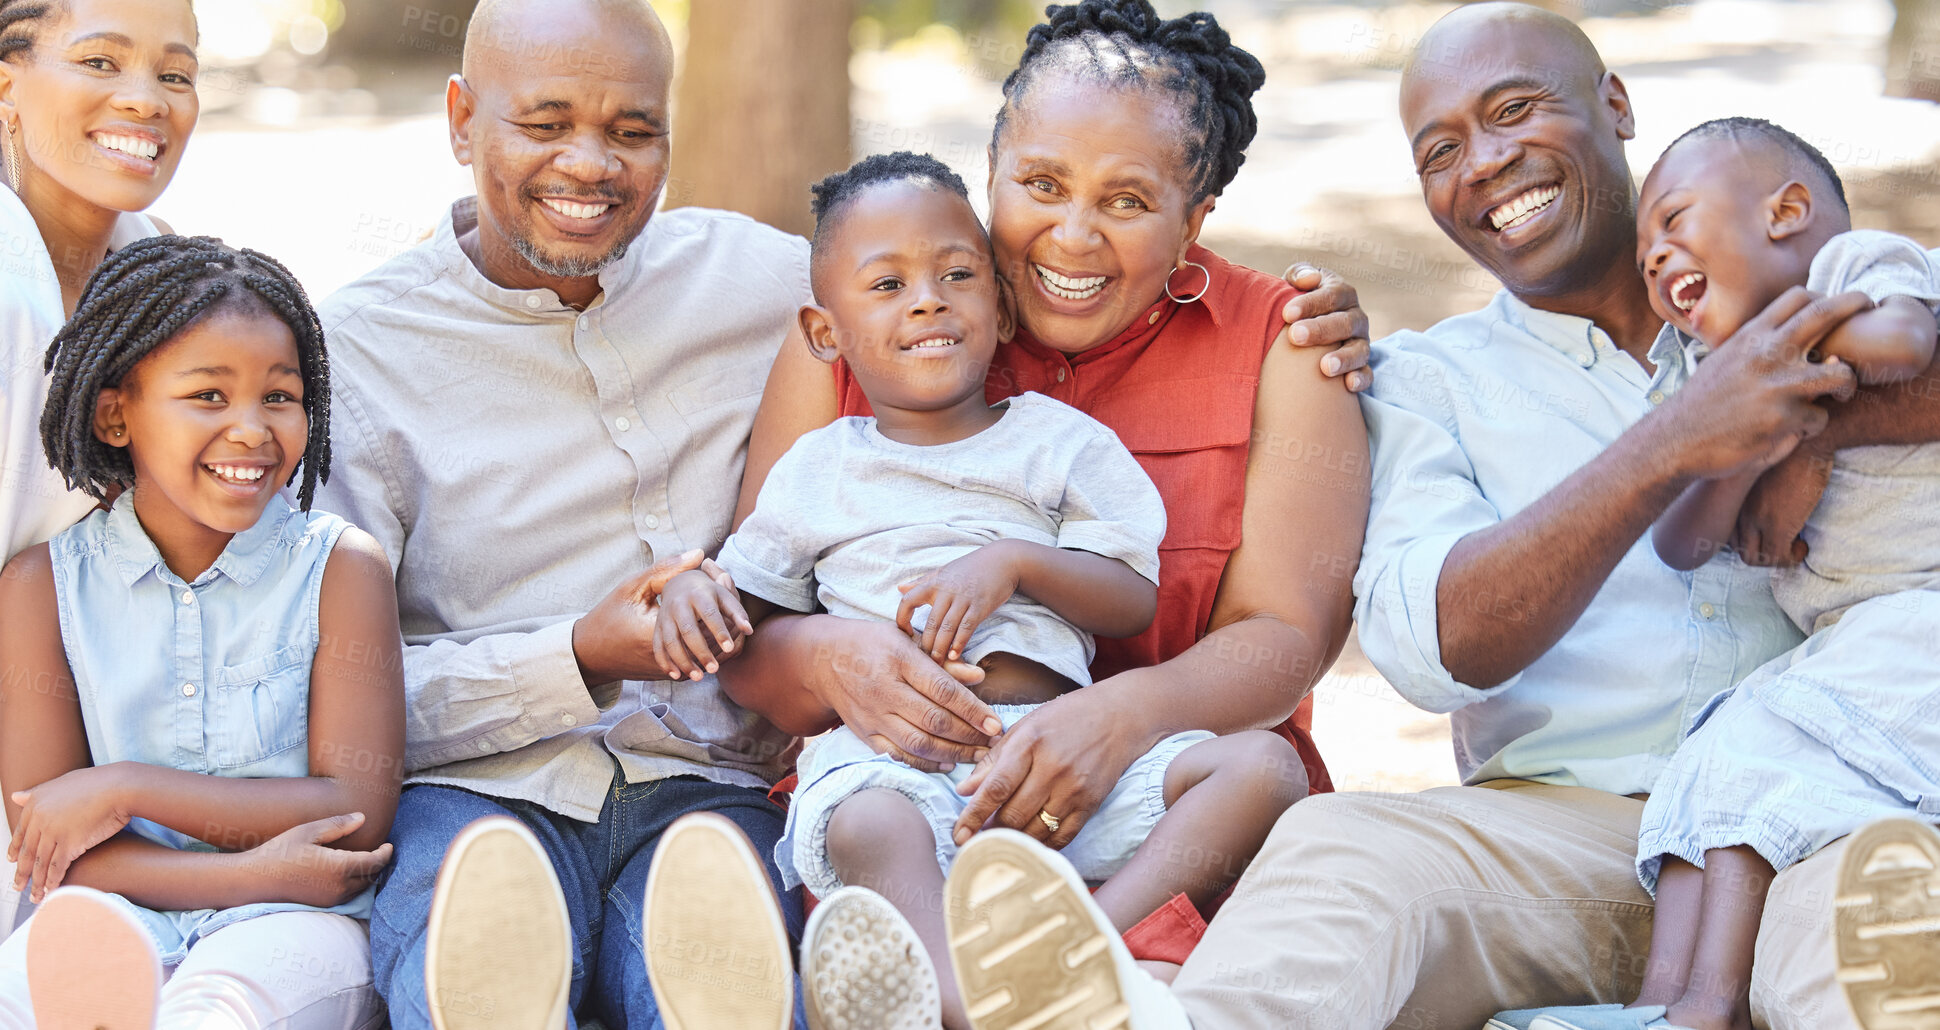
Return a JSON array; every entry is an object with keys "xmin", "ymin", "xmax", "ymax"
[
  {"xmin": 896, "ymin": 544, "xmax": 1021, "ymax": 663},
  {"xmin": 241, "ymin": 812, "xmax": 393, "ymax": 908},
  {"xmin": 651, "ymin": 568, "xmax": 753, "ymax": 681},
  {"xmin": 8, "ymin": 766, "xmax": 134, "ymax": 901}
]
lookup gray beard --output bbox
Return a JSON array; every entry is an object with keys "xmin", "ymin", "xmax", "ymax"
[{"xmin": 511, "ymin": 232, "xmax": 630, "ymax": 279}]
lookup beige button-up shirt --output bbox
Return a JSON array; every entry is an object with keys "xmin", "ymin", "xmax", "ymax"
[{"xmin": 316, "ymin": 198, "xmax": 809, "ymax": 821}]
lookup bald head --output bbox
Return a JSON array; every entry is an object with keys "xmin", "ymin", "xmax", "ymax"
[
  {"xmin": 461, "ymin": 0, "xmax": 671, "ymax": 88},
  {"xmin": 1404, "ymin": 3, "xmax": 1605, "ymax": 97},
  {"xmin": 1397, "ymin": 2, "xmax": 1642, "ymax": 303},
  {"xmin": 444, "ymin": 0, "xmax": 676, "ymax": 302}
]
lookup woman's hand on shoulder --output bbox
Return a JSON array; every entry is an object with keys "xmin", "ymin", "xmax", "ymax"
[{"xmin": 1280, "ymin": 263, "xmax": 1372, "ymax": 393}]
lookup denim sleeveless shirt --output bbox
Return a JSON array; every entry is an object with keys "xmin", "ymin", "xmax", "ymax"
[{"xmin": 45, "ymin": 493, "xmax": 371, "ymax": 960}]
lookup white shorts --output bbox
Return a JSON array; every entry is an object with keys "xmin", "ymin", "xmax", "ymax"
[
  {"xmin": 1636, "ymin": 590, "xmax": 1940, "ymax": 893},
  {"xmin": 776, "ymin": 703, "xmax": 1212, "ymax": 897}
]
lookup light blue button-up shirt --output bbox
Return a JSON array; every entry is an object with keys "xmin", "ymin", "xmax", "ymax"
[
  {"xmin": 1351, "ymin": 290, "xmax": 1805, "ymax": 796},
  {"xmin": 43, "ymin": 493, "xmax": 369, "ymax": 962}
]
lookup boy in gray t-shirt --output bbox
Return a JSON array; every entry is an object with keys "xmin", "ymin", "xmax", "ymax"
[{"xmin": 651, "ymin": 153, "xmax": 1308, "ymax": 1029}]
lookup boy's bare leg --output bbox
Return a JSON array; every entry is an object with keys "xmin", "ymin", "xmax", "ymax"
[
  {"xmin": 825, "ymin": 788, "xmax": 971, "ymax": 1030},
  {"xmin": 1635, "ymin": 858, "xmax": 1703, "ymax": 1006},
  {"xmin": 1089, "ymin": 732, "xmax": 1308, "ymax": 934},
  {"xmin": 1666, "ymin": 846, "xmax": 1771, "ymax": 1030}
]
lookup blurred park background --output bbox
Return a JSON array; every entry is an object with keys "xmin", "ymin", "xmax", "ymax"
[{"xmin": 158, "ymin": 0, "xmax": 1940, "ymax": 792}]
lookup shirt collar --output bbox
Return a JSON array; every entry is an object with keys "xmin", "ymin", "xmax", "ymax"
[
  {"xmin": 436, "ymin": 196, "xmax": 640, "ymax": 315},
  {"xmin": 106, "ymin": 492, "xmax": 295, "ymax": 589},
  {"xmin": 1492, "ymin": 288, "xmax": 1609, "ymax": 367},
  {"xmin": 1645, "ymin": 321, "xmax": 1708, "ymax": 395}
]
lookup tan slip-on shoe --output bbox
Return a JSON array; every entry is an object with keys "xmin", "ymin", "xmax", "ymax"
[
  {"xmin": 27, "ymin": 886, "xmax": 160, "ymax": 1030},
  {"xmin": 1836, "ymin": 818, "xmax": 1940, "ymax": 1029},
  {"xmin": 425, "ymin": 816, "xmax": 573, "ymax": 1030},
  {"xmin": 944, "ymin": 829, "xmax": 1190, "ymax": 1030},
  {"xmin": 802, "ymin": 885, "xmax": 940, "ymax": 1030},
  {"xmin": 642, "ymin": 813, "xmax": 794, "ymax": 1030}
]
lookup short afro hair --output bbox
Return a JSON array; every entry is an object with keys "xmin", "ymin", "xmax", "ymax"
[
  {"xmin": 806, "ymin": 151, "xmax": 974, "ymax": 294},
  {"xmin": 1667, "ymin": 117, "xmax": 1848, "ymax": 212}
]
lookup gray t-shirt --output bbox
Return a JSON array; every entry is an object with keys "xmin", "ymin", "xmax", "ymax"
[
  {"xmin": 719, "ymin": 392, "xmax": 1165, "ymax": 687},
  {"xmin": 1774, "ymin": 229, "xmax": 1940, "ymax": 631}
]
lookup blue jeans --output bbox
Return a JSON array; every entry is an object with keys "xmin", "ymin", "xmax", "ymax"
[{"xmin": 370, "ymin": 773, "xmax": 808, "ymax": 1030}]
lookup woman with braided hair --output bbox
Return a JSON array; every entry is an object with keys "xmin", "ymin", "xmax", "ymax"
[
  {"xmin": 0, "ymin": 235, "xmax": 403, "ymax": 1030},
  {"xmin": 710, "ymin": 1, "xmax": 1372, "ymax": 1025}
]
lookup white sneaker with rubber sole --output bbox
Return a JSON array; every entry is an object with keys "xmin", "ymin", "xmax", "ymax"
[
  {"xmin": 643, "ymin": 813, "xmax": 794, "ymax": 1030},
  {"xmin": 425, "ymin": 816, "xmax": 573, "ymax": 1030},
  {"xmin": 1835, "ymin": 818, "xmax": 1940, "ymax": 1029},
  {"xmin": 802, "ymin": 886, "xmax": 940, "ymax": 1030},
  {"xmin": 27, "ymin": 886, "xmax": 160, "ymax": 1030},
  {"xmin": 944, "ymin": 829, "xmax": 1191, "ymax": 1030}
]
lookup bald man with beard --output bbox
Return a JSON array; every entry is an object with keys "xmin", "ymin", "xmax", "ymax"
[
  {"xmin": 924, "ymin": 5, "xmax": 1940, "ymax": 1030},
  {"xmin": 312, "ymin": 1, "xmax": 816, "ymax": 1027}
]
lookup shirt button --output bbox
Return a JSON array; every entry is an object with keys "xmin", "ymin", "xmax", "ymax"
[
  {"xmin": 577, "ymin": 316, "xmax": 590, "ymax": 331},
  {"xmin": 477, "ymin": 740, "xmax": 493, "ymax": 753},
  {"xmin": 180, "ymin": 591, "xmax": 195, "ymax": 605},
  {"xmin": 1699, "ymin": 602, "xmax": 1717, "ymax": 619},
  {"xmin": 1147, "ymin": 310, "xmax": 1161, "ymax": 325},
  {"xmin": 1056, "ymin": 368, "xmax": 1067, "ymax": 383},
  {"xmin": 643, "ymin": 514, "xmax": 660, "ymax": 530},
  {"xmin": 524, "ymin": 295, "xmax": 542, "ymax": 309},
  {"xmin": 615, "ymin": 416, "xmax": 631, "ymax": 432},
  {"xmin": 561, "ymin": 714, "xmax": 578, "ymax": 727},
  {"xmin": 1577, "ymin": 353, "xmax": 1595, "ymax": 368},
  {"xmin": 181, "ymin": 683, "xmax": 196, "ymax": 697},
  {"xmin": 1649, "ymin": 390, "xmax": 1666, "ymax": 405}
]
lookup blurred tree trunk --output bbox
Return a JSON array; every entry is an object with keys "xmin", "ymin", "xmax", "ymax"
[
  {"xmin": 669, "ymin": 1, "xmax": 854, "ymax": 236},
  {"xmin": 329, "ymin": 0, "xmax": 482, "ymax": 72},
  {"xmin": 1888, "ymin": 0, "xmax": 1940, "ymax": 102}
]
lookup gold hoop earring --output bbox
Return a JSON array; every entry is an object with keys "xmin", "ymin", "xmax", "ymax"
[{"xmin": 1165, "ymin": 260, "xmax": 1209, "ymax": 304}]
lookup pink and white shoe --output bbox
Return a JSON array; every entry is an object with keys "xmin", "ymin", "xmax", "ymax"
[{"xmin": 27, "ymin": 886, "xmax": 161, "ymax": 1030}]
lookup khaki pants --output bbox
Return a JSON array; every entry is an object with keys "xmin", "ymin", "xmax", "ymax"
[{"xmin": 1173, "ymin": 781, "xmax": 1855, "ymax": 1030}]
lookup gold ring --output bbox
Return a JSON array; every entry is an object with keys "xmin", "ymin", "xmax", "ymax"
[{"xmin": 1037, "ymin": 810, "xmax": 1061, "ymax": 833}]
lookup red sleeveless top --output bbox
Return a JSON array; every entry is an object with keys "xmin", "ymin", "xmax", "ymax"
[{"xmin": 834, "ymin": 244, "xmax": 1332, "ymax": 794}]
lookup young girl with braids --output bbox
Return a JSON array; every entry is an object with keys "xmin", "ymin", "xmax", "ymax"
[{"xmin": 0, "ymin": 236, "xmax": 404, "ymax": 1030}]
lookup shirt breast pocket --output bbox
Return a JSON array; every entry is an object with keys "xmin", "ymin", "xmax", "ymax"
[{"xmin": 209, "ymin": 644, "xmax": 311, "ymax": 770}]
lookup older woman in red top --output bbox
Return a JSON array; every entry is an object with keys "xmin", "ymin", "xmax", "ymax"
[{"xmin": 722, "ymin": 0, "xmax": 1370, "ymax": 949}]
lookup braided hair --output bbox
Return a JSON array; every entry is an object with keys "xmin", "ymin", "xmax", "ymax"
[
  {"xmin": 40, "ymin": 235, "xmax": 332, "ymax": 509},
  {"xmin": 0, "ymin": 0, "xmax": 56, "ymax": 63},
  {"xmin": 993, "ymin": 0, "xmax": 1266, "ymax": 204},
  {"xmin": 807, "ymin": 151, "xmax": 974, "ymax": 296}
]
